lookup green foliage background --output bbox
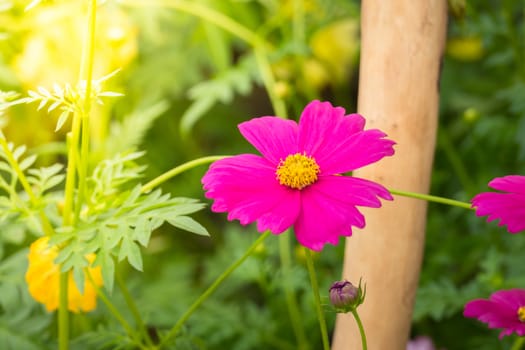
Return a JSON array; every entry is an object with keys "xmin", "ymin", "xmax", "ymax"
[{"xmin": 0, "ymin": 0, "xmax": 524, "ymax": 349}]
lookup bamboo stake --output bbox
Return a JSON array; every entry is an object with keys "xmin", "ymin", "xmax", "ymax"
[{"xmin": 332, "ymin": 2, "xmax": 447, "ymax": 349}]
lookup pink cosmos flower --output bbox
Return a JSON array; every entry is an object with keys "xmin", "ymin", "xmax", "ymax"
[
  {"xmin": 201, "ymin": 100, "xmax": 395, "ymax": 251},
  {"xmin": 464, "ymin": 289, "xmax": 525, "ymax": 338},
  {"xmin": 471, "ymin": 175, "xmax": 525, "ymax": 233}
]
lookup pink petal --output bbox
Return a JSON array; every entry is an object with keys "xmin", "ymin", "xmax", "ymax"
[
  {"xmin": 297, "ymin": 100, "xmax": 353, "ymax": 156},
  {"xmin": 297, "ymin": 100, "xmax": 395, "ymax": 174},
  {"xmin": 472, "ymin": 192, "xmax": 525, "ymax": 233},
  {"xmin": 202, "ymin": 154, "xmax": 300, "ymax": 234},
  {"xmin": 464, "ymin": 289, "xmax": 525, "ymax": 339},
  {"xmin": 293, "ymin": 176, "xmax": 392, "ymax": 251},
  {"xmin": 238, "ymin": 117, "xmax": 298, "ymax": 165},
  {"xmin": 317, "ymin": 129, "xmax": 396, "ymax": 175},
  {"xmin": 314, "ymin": 175, "xmax": 393, "ymax": 206},
  {"xmin": 491, "ymin": 289, "xmax": 525, "ymax": 311},
  {"xmin": 464, "ymin": 299, "xmax": 515, "ymax": 330},
  {"xmin": 488, "ymin": 175, "xmax": 525, "ymax": 194}
]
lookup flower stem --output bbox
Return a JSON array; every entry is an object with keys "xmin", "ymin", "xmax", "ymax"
[
  {"xmin": 0, "ymin": 137, "xmax": 55, "ymax": 236},
  {"xmin": 141, "ymin": 155, "xmax": 228, "ymax": 193},
  {"xmin": 76, "ymin": 0, "xmax": 98, "ymax": 221},
  {"xmin": 124, "ymin": 0, "xmax": 260, "ymax": 46},
  {"xmin": 279, "ymin": 234, "xmax": 309, "ymax": 350},
  {"xmin": 254, "ymin": 47, "xmax": 288, "ymax": 118},
  {"xmin": 351, "ymin": 309, "xmax": 367, "ymax": 350},
  {"xmin": 389, "ymin": 188, "xmax": 473, "ymax": 210},
  {"xmin": 59, "ymin": 2, "xmax": 98, "ymax": 349},
  {"xmin": 511, "ymin": 337, "xmax": 525, "ymax": 350},
  {"xmin": 304, "ymin": 249, "xmax": 330, "ymax": 350},
  {"xmin": 122, "ymin": 0, "xmax": 287, "ymax": 119},
  {"xmin": 159, "ymin": 231, "xmax": 271, "ymax": 348},
  {"xmin": 86, "ymin": 270, "xmax": 150, "ymax": 349},
  {"xmin": 58, "ymin": 272, "xmax": 69, "ymax": 350},
  {"xmin": 116, "ymin": 267, "xmax": 155, "ymax": 347}
]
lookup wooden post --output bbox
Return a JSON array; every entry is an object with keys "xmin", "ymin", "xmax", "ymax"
[{"xmin": 331, "ymin": 1, "xmax": 447, "ymax": 349}]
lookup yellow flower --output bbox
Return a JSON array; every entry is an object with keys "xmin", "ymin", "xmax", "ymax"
[
  {"xmin": 25, "ymin": 237, "xmax": 103, "ymax": 313},
  {"xmin": 447, "ymin": 36, "xmax": 484, "ymax": 62},
  {"xmin": 309, "ymin": 19, "xmax": 359, "ymax": 84},
  {"xmin": 13, "ymin": 2, "xmax": 137, "ymax": 88}
]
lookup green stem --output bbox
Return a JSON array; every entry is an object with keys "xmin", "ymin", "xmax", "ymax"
[
  {"xmin": 141, "ymin": 155, "xmax": 228, "ymax": 193},
  {"xmin": 76, "ymin": 0, "xmax": 98, "ymax": 221},
  {"xmin": 122, "ymin": 0, "xmax": 287, "ymax": 118},
  {"xmin": 438, "ymin": 131, "xmax": 477, "ymax": 196},
  {"xmin": 159, "ymin": 231, "xmax": 271, "ymax": 348},
  {"xmin": 389, "ymin": 188, "xmax": 473, "ymax": 210},
  {"xmin": 116, "ymin": 267, "xmax": 155, "ymax": 347},
  {"xmin": 63, "ymin": 129, "xmax": 78, "ymax": 226},
  {"xmin": 293, "ymin": 0, "xmax": 305, "ymax": 46},
  {"xmin": 86, "ymin": 270, "xmax": 147, "ymax": 349},
  {"xmin": 279, "ymin": 233, "xmax": 309, "ymax": 350},
  {"xmin": 254, "ymin": 47, "xmax": 288, "ymax": 118},
  {"xmin": 58, "ymin": 2, "xmax": 98, "ymax": 349},
  {"xmin": 0, "ymin": 138, "xmax": 55, "ymax": 236},
  {"xmin": 304, "ymin": 249, "xmax": 330, "ymax": 350},
  {"xmin": 0, "ymin": 138, "xmax": 37, "ymax": 203},
  {"xmin": 58, "ymin": 272, "xmax": 69, "ymax": 350},
  {"xmin": 511, "ymin": 337, "xmax": 525, "ymax": 350},
  {"xmin": 351, "ymin": 309, "xmax": 367, "ymax": 350},
  {"xmin": 124, "ymin": 0, "xmax": 260, "ymax": 46}
]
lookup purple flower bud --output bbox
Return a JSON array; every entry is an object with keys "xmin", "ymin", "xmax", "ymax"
[
  {"xmin": 406, "ymin": 336, "xmax": 436, "ymax": 350},
  {"xmin": 329, "ymin": 279, "xmax": 365, "ymax": 312}
]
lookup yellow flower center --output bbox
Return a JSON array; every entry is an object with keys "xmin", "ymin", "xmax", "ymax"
[
  {"xmin": 276, "ymin": 153, "xmax": 320, "ymax": 190},
  {"xmin": 518, "ymin": 306, "xmax": 525, "ymax": 323}
]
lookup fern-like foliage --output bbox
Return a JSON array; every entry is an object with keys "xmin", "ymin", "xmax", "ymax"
[
  {"xmin": 105, "ymin": 100, "xmax": 169, "ymax": 156},
  {"xmin": 51, "ymin": 152, "xmax": 208, "ymax": 293},
  {"xmin": 180, "ymin": 54, "xmax": 258, "ymax": 135},
  {"xmin": 0, "ymin": 136, "xmax": 64, "ymax": 250},
  {"xmin": 0, "ymin": 249, "xmax": 52, "ymax": 350},
  {"xmin": 25, "ymin": 70, "xmax": 123, "ymax": 131}
]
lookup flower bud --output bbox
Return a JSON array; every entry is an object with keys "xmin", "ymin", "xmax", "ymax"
[{"xmin": 329, "ymin": 279, "xmax": 365, "ymax": 313}]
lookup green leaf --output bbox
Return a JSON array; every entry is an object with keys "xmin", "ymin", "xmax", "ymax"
[
  {"xmin": 106, "ymin": 100, "xmax": 169, "ymax": 155},
  {"xmin": 59, "ymin": 250, "xmax": 88, "ymax": 275},
  {"xmin": 55, "ymin": 110, "xmax": 71, "ymax": 132},
  {"xmin": 180, "ymin": 54, "xmax": 256, "ymax": 135},
  {"xmin": 168, "ymin": 216, "xmax": 209, "ymax": 236},
  {"xmin": 19, "ymin": 154, "xmax": 37, "ymax": 171},
  {"xmin": 73, "ymin": 265, "xmax": 85, "ymax": 294},
  {"xmin": 102, "ymin": 226, "xmax": 122, "ymax": 250},
  {"xmin": 180, "ymin": 97, "xmax": 215, "ymax": 136},
  {"xmin": 0, "ymin": 327, "xmax": 43, "ymax": 350},
  {"xmin": 12, "ymin": 144, "xmax": 26, "ymax": 160},
  {"xmin": 94, "ymin": 252, "xmax": 115, "ymax": 293},
  {"xmin": 133, "ymin": 216, "xmax": 152, "ymax": 247},
  {"xmin": 118, "ymin": 237, "xmax": 143, "ymax": 271}
]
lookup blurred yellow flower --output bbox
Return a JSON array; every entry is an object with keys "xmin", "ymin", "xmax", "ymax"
[
  {"xmin": 14, "ymin": 2, "xmax": 137, "ymax": 88},
  {"xmin": 309, "ymin": 19, "xmax": 359, "ymax": 84},
  {"xmin": 5, "ymin": 2, "xmax": 137, "ymax": 148},
  {"xmin": 447, "ymin": 36, "xmax": 484, "ymax": 61},
  {"xmin": 25, "ymin": 236, "xmax": 103, "ymax": 313}
]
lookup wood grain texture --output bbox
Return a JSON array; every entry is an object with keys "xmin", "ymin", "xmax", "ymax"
[{"xmin": 331, "ymin": 1, "xmax": 447, "ymax": 349}]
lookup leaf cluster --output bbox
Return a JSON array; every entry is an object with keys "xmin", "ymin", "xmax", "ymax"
[
  {"xmin": 49, "ymin": 151, "xmax": 209, "ymax": 293},
  {"xmin": 0, "ymin": 136, "xmax": 63, "ymax": 256},
  {"xmin": 24, "ymin": 71, "xmax": 123, "ymax": 132}
]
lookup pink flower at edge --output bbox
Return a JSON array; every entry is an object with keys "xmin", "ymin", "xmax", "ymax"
[
  {"xmin": 471, "ymin": 175, "xmax": 525, "ymax": 234},
  {"xmin": 463, "ymin": 289, "xmax": 525, "ymax": 339},
  {"xmin": 201, "ymin": 100, "xmax": 395, "ymax": 251}
]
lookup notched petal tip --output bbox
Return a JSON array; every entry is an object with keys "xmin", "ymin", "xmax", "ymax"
[{"xmin": 238, "ymin": 117, "xmax": 298, "ymax": 164}]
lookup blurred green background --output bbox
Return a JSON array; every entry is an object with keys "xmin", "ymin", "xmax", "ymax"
[{"xmin": 0, "ymin": 0, "xmax": 524, "ymax": 349}]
